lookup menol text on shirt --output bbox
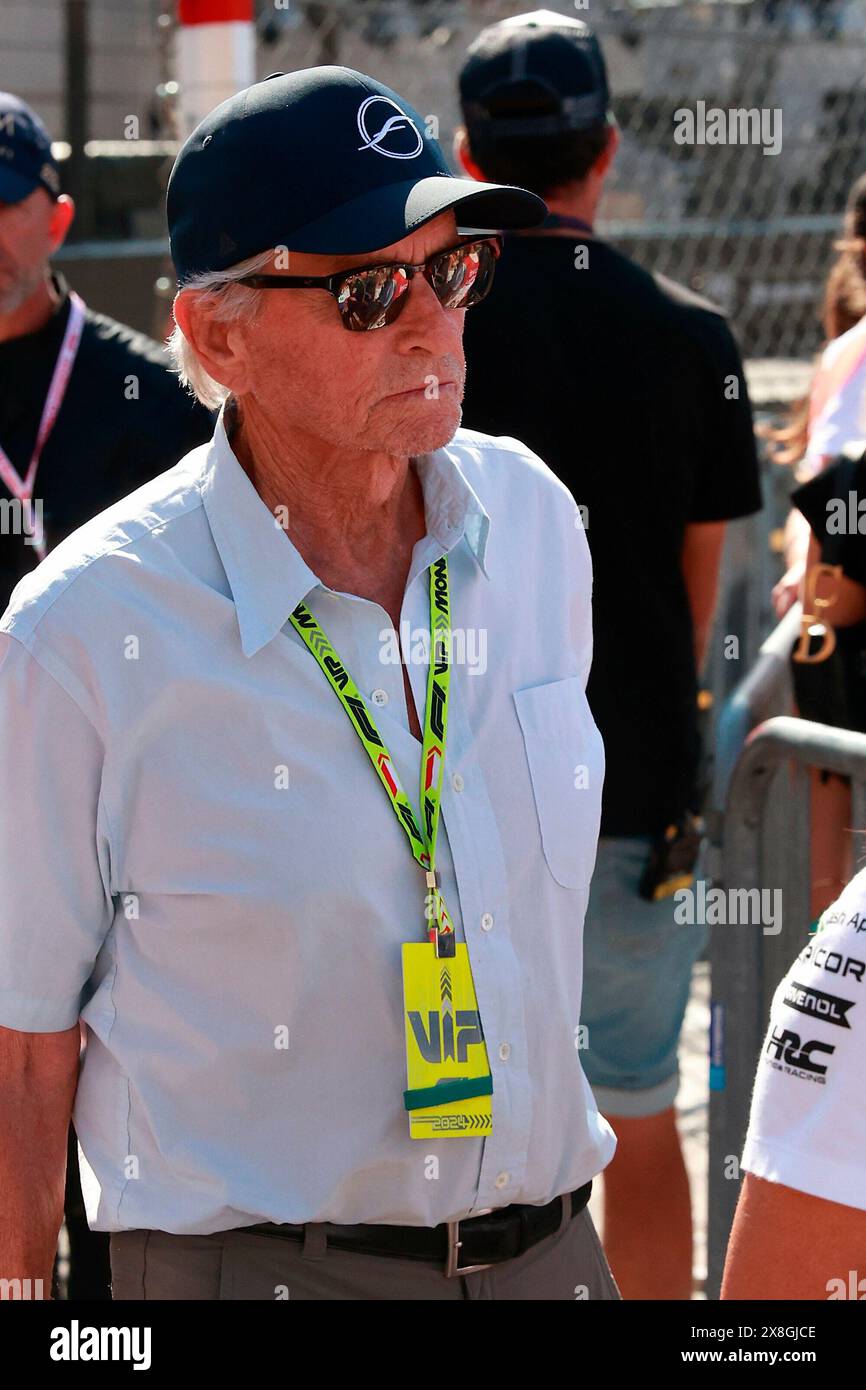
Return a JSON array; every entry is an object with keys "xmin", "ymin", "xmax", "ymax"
[{"xmin": 782, "ymin": 979, "xmax": 855, "ymax": 1028}]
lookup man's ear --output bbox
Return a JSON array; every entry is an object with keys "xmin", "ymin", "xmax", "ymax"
[
  {"xmin": 594, "ymin": 123, "xmax": 619, "ymax": 180},
  {"xmin": 453, "ymin": 126, "xmax": 487, "ymax": 183},
  {"xmin": 48, "ymin": 194, "xmax": 75, "ymax": 254},
  {"xmin": 173, "ymin": 290, "xmax": 252, "ymax": 397}
]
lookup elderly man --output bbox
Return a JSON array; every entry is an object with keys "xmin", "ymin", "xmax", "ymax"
[{"xmin": 0, "ymin": 67, "xmax": 618, "ymax": 1302}]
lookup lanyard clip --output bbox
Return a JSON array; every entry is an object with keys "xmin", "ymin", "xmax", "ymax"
[
  {"xmin": 433, "ymin": 928, "xmax": 456, "ymax": 959},
  {"xmin": 425, "ymin": 866, "xmax": 453, "ymax": 955}
]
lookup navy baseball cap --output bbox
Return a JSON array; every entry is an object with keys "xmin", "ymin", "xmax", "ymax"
[
  {"xmin": 167, "ymin": 65, "xmax": 547, "ymax": 283},
  {"xmin": 0, "ymin": 93, "xmax": 61, "ymax": 204},
  {"xmin": 459, "ymin": 10, "xmax": 611, "ymax": 139}
]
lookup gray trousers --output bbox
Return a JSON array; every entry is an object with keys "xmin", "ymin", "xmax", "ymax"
[{"xmin": 110, "ymin": 1204, "xmax": 621, "ymax": 1300}]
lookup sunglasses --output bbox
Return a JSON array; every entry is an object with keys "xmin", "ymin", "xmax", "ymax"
[{"xmin": 237, "ymin": 236, "xmax": 502, "ymax": 332}]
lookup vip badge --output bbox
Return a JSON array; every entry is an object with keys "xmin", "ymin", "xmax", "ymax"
[{"xmin": 402, "ymin": 942, "xmax": 493, "ymax": 1138}]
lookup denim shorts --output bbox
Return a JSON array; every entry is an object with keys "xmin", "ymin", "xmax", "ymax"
[{"xmin": 580, "ymin": 835, "xmax": 709, "ymax": 1118}]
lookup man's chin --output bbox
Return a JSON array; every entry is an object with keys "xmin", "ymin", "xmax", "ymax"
[
  {"xmin": 0, "ymin": 282, "xmax": 31, "ymax": 315},
  {"xmin": 385, "ymin": 400, "xmax": 463, "ymax": 457}
]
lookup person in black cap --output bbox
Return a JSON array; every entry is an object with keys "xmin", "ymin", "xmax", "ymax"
[
  {"xmin": 457, "ymin": 12, "xmax": 763, "ymax": 1299},
  {"xmin": 0, "ymin": 91, "xmax": 213, "ymax": 1302},
  {"xmin": 0, "ymin": 92, "xmax": 213, "ymax": 610},
  {"xmin": 0, "ymin": 65, "xmax": 623, "ymax": 1302}
]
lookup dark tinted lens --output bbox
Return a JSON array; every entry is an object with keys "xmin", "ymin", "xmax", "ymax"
[
  {"xmin": 336, "ymin": 265, "xmax": 411, "ymax": 331},
  {"xmin": 333, "ymin": 241, "xmax": 498, "ymax": 331},
  {"xmin": 428, "ymin": 241, "xmax": 498, "ymax": 311}
]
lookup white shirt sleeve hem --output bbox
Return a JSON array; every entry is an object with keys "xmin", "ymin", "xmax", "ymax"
[
  {"xmin": 741, "ymin": 1135, "xmax": 866, "ymax": 1213},
  {"xmin": 0, "ymin": 988, "xmax": 81, "ymax": 1032}
]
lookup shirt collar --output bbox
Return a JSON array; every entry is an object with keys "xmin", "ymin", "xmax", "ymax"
[{"xmin": 198, "ymin": 404, "xmax": 491, "ymax": 659}]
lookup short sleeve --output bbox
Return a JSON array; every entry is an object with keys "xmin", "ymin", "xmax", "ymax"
[
  {"xmin": 0, "ymin": 633, "xmax": 114, "ymax": 1031},
  {"xmin": 740, "ymin": 870, "xmax": 866, "ymax": 1212},
  {"xmin": 674, "ymin": 310, "xmax": 763, "ymax": 523},
  {"xmin": 791, "ymin": 451, "xmax": 866, "ymax": 586}
]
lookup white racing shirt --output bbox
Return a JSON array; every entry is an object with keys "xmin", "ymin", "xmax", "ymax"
[{"xmin": 741, "ymin": 867, "xmax": 866, "ymax": 1211}]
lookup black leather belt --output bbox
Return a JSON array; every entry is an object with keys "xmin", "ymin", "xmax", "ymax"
[{"xmin": 240, "ymin": 1180, "xmax": 592, "ymax": 1278}]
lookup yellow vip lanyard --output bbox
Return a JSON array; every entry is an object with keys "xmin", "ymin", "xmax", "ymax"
[
  {"xmin": 290, "ymin": 554, "xmax": 494, "ymax": 1134},
  {"xmin": 289, "ymin": 554, "xmax": 455, "ymax": 953}
]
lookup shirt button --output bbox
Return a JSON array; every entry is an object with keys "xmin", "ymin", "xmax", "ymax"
[
  {"xmin": 499, "ymin": 1042, "xmax": 511, "ymax": 1062},
  {"xmin": 494, "ymin": 1171, "xmax": 510, "ymax": 1190},
  {"xmin": 451, "ymin": 772, "xmax": 464, "ymax": 793},
  {"xmin": 371, "ymin": 689, "xmax": 389, "ymax": 707},
  {"xmin": 480, "ymin": 912, "xmax": 494, "ymax": 932}
]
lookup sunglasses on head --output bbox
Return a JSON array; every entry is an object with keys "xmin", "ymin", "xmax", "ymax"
[{"xmin": 237, "ymin": 235, "xmax": 503, "ymax": 332}]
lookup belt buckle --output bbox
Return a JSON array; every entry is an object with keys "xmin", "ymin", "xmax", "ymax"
[{"xmin": 444, "ymin": 1207, "xmax": 495, "ymax": 1278}]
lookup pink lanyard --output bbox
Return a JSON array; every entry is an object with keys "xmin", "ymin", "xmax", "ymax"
[{"xmin": 0, "ymin": 290, "xmax": 86, "ymax": 561}]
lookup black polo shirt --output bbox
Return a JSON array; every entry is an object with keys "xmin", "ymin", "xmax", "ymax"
[
  {"xmin": 462, "ymin": 234, "xmax": 763, "ymax": 836},
  {"xmin": 0, "ymin": 273, "xmax": 214, "ymax": 610}
]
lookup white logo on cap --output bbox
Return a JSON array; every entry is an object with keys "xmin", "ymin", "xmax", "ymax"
[
  {"xmin": 40, "ymin": 162, "xmax": 60, "ymax": 193},
  {"xmin": 356, "ymin": 95, "xmax": 423, "ymax": 160}
]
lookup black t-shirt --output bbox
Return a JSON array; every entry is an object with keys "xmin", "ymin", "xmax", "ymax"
[
  {"xmin": 0, "ymin": 272, "xmax": 214, "ymax": 610},
  {"xmin": 461, "ymin": 234, "xmax": 762, "ymax": 836}
]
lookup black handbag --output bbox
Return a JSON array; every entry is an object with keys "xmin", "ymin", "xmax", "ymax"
[{"xmin": 791, "ymin": 618, "xmax": 866, "ymax": 735}]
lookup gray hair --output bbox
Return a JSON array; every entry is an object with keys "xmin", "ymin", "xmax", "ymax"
[{"xmin": 167, "ymin": 248, "xmax": 275, "ymax": 410}]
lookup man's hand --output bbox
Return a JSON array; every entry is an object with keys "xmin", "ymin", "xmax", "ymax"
[{"xmin": 772, "ymin": 558, "xmax": 806, "ymax": 618}]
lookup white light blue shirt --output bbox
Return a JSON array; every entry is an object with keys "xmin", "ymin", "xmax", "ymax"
[{"xmin": 0, "ymin": 406, "xmax": 615, "ymax": 1234}]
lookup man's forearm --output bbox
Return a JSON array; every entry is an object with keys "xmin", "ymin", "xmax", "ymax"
[
  {"xmin": 0, "ymin": 1029, "xmax": 80, "ymax": 1295},
  {"xmin": 681, "ymin": 520, "xmax": 727, "ymax": 676}
]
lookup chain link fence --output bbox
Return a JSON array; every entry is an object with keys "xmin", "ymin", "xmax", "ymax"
[
  {"xmin": 7, "ymin": 0, "xmax": 866, "ymax": 358},
  {"xmin": 248, "ymin": 0, "xmax": 866, "ymax": 360}
]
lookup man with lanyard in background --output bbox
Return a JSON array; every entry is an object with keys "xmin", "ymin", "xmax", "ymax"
[
  {"xmin": 0, "ymin": 93, "xmax": 213, "ymax": 604},
  {"xmin": 456, "ymin": 13, "xmax": 762, "ymax": 1299},
  {"xmin": 0, "ymin": 92, "xmax": 213, "ymax": 1300},
  {"xmin": 0, "ymin": 67, "xmax": 620, "ymax": 1302}
]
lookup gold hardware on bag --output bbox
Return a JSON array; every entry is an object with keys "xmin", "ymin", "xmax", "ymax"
[{"xmin": 793, "ymin": 563, "xmax": 841, "ymax": 664}]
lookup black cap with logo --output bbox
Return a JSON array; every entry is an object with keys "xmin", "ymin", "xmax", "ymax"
[
  {"xmin": 167, "ymin": 65, "xmax": 547, "ymax": 283},
  {"xmin": 0, "ymin": 93, "xmax": 62, "ymax": 204},
  {"xmin": 459, "ymin": 9, "xmax": 611, "ymax": 141}
]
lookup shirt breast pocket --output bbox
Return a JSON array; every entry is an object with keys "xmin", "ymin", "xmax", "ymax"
[{"xmin": 513, "ymin": 676, "xmax": 605, "ymax": 892}]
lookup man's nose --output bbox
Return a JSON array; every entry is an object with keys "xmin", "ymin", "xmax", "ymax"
[{"xmin": 401, "ymin": 271, "xmax": 460, "ymax": 338}]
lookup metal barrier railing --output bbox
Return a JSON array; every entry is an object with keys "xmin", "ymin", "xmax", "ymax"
[
  {"xmin": 706, "ymin": 714, "xmax": 866, "ymax": 1297},
  {"xmin": 710, "ymin": 601, "xmax": 802, "ymax": 816}
]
